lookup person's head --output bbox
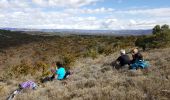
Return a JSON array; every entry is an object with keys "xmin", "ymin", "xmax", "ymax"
[
  {"xmin": 120, "ymin": 49, "xmax": 126, "ymax": 55},
  {"xmin": 132, "ymin": 48, "xmax": 138, "ymax": 54},
  {"xmin": 56, "ymin": 61, "xmax": 63, "ymax": 68}
]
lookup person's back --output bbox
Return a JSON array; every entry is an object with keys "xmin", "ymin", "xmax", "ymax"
[
  {"xmin": 117, "ymin": 54, "xmax": 130, "ymax": 66},
  {"xmin": 56, "ymin": 67, "xmax": 66, "ymax": 80},
  {"xmin": 114, "ymin": 50, "xmax": 130, "ymax": 70}
]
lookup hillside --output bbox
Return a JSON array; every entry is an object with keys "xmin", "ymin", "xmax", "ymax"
[
  {"xmin": 0, "ymin": 48, "xmax": 170, "ymax": 100},
  {"xmin": 0, "ymin": 28, "xmax": 170, "ymax": 100}
]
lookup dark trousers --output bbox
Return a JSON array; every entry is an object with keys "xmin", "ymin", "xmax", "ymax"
[
  {"xmin": 41, "ymin": 74, "xmax": 55, "ymax": 83},
  {"xmin": 41, "ymin": 71, "xmax": 71, "ymax": 83}
]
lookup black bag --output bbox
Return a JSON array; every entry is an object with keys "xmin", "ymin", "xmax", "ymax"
[{"xmin": 41, "ymin": 74, "xmax": 55, "ymax": 83}]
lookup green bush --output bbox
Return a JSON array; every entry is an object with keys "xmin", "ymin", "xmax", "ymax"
[
  {"xmin": 136, "ymin": 24, "xmax": 170, "ymax": 49},
  {"xmin": 4, "ymin": 63, "xmax": 33, "ymax": 78}
]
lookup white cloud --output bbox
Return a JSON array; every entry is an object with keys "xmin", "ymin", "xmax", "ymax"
[
  {"xmin": 127, "ymin": 19, "xmax": 170, "ymax": 29},
  {"xmin": 32, "ymin": 0, "xmax": 99, "ymax": 8},
  {"xmin": 65, "ymin": 7, "xmax": 114, "ymax": 14},
  {"xmin": 0, "ymin": 0, "xmax": 30, "ymax": 9},
  {"xmin": 32, "ymin": 0, "xmax": 46, "ymax": 6},
  {"xmin": 130, "ymin": 19, "xmax": 137, "ymax": 25},
  {"xmin": 0, "ymin": 0, "xmax": 170, "ymax": 30},
  {"xmin": 118, "ymin": 7, "xmax": 170, "ymax": 17},
  {"xmin": 0, "ymin": 0, "xmax": 99, "ymax": 9}
]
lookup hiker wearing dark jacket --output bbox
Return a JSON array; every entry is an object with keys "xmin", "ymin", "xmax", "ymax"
[
  {"xmin": 113, "ymin": 50, "xmax": 130, "ymax": 69},
  {"xmin": 131, "ymin": 48, "xmax": 143, "ymax": 64}
]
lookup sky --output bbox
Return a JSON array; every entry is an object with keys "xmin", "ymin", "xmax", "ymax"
[{"xmin": 0, "ymin": 0, "xmax": 170, "ymax": 30}]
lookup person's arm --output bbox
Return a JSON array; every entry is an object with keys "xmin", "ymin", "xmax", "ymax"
[
  {"xmin": 55, "ymin": 74, "xmax": 58, "ymax": 79},
  {"xmin": 138, "ymin": 53, "xmax": 143, "ymax": 60},
  {"xmin": 115, "ymin": 56, "xmax": 121, "ymax": 64},
  {"xmin": 111, "ymin": 57, "xmax": 120, "ymax": 67},
  {"xmin": 55, "ymin": 69, "xmax": 59, "ymax": 79},
  {"xmin": 51, "ymin": 69, "xmax": 56, "ymax": 74},
  {"xmin": 116, "ymin": 56, "xmax": 121, "ymax": 62}
]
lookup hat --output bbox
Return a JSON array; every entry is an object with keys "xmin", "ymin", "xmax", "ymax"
[{"xmin": 120, "ymin": 49, "xmax": 126, "ymax": 55}]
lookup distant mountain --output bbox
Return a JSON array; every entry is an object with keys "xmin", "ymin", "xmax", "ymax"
[{"xmin": 0, "ymin": 28, "xmax": 152, "ymax": 36}]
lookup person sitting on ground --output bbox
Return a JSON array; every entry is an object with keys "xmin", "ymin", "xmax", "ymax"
[
  {"xmin": 41, "ymin": 62, "xmax": 71, "ymax": 83},
  {"xmin": 112, "ymin": 49, "xmax": 130, "ymax": 69},
  {"xmin": 7, "ymin": 81, "xmax": 38, "ymax": 100},
  {"xmin": 129, "ymin": 49, "xmax": 149, "ymax": 70},
  {"xmin": 131, "ymin": 48, "xmax": 143, "ymax": 64},
  {"xmin": 54, "ymin": 62, "xmax": 66, "ymax": 80}
]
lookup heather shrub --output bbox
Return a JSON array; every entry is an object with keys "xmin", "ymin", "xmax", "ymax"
[
  {"xmin": 84, "ymin": 48, "xmax": 99, "ymax": 59},
  {"xmin": 60, "ymin": 54, "xmax": 77, "ymax": 69},
  {"xmin": 9, "ymin": 64, "xmax": 33, "ymax": 77}
]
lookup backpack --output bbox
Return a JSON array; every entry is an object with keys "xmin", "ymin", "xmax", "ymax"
[{"xmin": 130, "ymin": 60, "xmax": 150, "ymax": 70}]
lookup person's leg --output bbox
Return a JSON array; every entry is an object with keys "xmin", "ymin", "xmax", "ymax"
[
  {"xmin": 122, "ymin": 65, "xmax": 129, "ymax": 70},
  {"xmin": 41, "ymin": 76, "xmax": 53, "ymax": 83},
  {"xmin": 64, "ymin": 71, "xmax": 71, "ymax": 79},
  {"xmin": 50, "ymin": 74, "xmax": 55, "ymax": 81},
  {"xmin": 111, "ymin": 61, "xmax": 117, "ymax": 68},
  {"xmin": 115, "ymin": 63, "xmax": 121, "ymax": 70}
]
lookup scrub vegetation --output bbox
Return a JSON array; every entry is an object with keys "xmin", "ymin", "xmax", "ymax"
[{"xmin": 0, "ymin": 25, "xmax": 170, "ymax": 100}]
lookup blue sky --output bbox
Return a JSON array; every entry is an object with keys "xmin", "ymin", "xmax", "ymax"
[{"xmin": 0, "ymin": 0, "xmax": 170, "ymax": 30}]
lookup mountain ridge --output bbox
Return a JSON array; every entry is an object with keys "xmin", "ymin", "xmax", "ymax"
[{"xmin": 0, "ymin": 28, "xmax": 152, "ymax": 36}]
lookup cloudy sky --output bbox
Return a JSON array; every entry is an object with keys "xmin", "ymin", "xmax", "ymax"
[{"xmin": 0, "ymin": 0, "xmax": 170, "ymax": 30}]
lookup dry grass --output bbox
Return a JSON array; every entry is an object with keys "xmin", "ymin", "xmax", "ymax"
[{"xmin": 0, "ymin": 47, "xmax": 170, "ymax": 100}]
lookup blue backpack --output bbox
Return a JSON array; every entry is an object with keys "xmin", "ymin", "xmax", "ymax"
[{"xmin": 130, "ymin": 60, "xmax": 150, "ymax": 70}]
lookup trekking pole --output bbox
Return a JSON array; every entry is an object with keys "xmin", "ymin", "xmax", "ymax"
[{"xmin": 7, "ymin": 89, "xmax": 21, "ymax": 100}]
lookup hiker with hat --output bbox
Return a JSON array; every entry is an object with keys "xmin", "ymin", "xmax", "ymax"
[{"xmin": 112, "ymin": 49, "xmax": 130, "ymax": 69}]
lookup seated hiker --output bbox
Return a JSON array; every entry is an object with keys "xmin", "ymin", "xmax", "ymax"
[
  {"xmin": 41, "ymin": 62, "xmax": 71, "ymax": 83},
  {"xmin": 7, "ymin": 81, "xmax": 38, "ymax": 100},
  {"xmin": 112, "ymin": 49, "xmax": 130, "ymax": 69},
  {"xmin": 130, "ymin": 50, "xmax": 149, "ymax": 70},
  {"xmin": 54, "ymin": 62, "xmax": 66, "ymax": 80},
  {"xmin": 131, "ymin": 48, "xmax": 143, "ymax": 64}
]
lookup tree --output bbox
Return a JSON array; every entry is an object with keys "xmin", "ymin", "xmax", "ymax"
[
  {"xmin": 161, "ymin": 24, "xmax": 169, "ymax": 31},
  {"xmin": 152, "ymin": 25, "xmax": 161, "ymax": 35}
]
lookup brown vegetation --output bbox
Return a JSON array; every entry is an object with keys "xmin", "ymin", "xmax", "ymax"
[
  {"xmin": 0, "ymin": 29, "xmax": 170, "ymax": 100},
  {"xmin": 0, "ymin": 48, "xmax": 170, "ymax": 100}
]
